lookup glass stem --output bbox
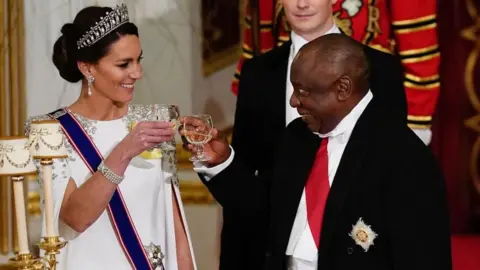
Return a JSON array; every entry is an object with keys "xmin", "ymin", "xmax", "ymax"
[{"xmin": 195, "ymin": 144, "xmax": 203, "ymax": 157}]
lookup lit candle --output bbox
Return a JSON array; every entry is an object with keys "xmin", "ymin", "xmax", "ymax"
[{"xmin": 12, "ymin": 177, "xmax": 30, "ymax": 254}]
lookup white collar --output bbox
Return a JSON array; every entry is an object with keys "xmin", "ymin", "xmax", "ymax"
[
  {"xmin": 290, "ymin": 24, "xmax": 341, "ymax": 57},
  {"xmin": 317, "ymin": 90, "xmax": 373, "ymax": 142}
]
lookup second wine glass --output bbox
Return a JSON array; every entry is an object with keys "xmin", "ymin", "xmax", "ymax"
[
  {"xmin": 183, "ymin": 114, "xmax": 213, "ymax": 162},
  {"xmin": 151, "ymin": 104, "xmax": 179, "ymax": 151}
]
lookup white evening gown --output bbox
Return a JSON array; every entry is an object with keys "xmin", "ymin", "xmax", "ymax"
[{"xmin": 26, "ymin": 104, "xmax": 196, "ymax": 270}]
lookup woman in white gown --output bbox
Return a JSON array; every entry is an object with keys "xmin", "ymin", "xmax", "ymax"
[{"xmin": 25, "ymin": 4, "xmax": 195, "ymax": 270}]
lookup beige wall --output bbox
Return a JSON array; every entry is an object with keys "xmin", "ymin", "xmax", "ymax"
[
  {"xmin": 21, "ymin": 0, "xmax": 237, "ymax": 269},
  {"xmin": 25, "ymin": 0, "xmax": 237, "ymax": 129},
  {"xmin": 130, "ymin": 0, "xmax": 237, "ymax": 129}
]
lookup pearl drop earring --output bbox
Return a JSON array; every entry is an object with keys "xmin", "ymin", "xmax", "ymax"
[{"xmin": 87, "ymin": 75, "xmax": 95, "ymax": 96}]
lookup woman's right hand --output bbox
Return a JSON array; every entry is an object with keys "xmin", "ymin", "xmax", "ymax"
[{"xmin": 117, "ymin": 121, "xmax": 175, "ymax": 160}]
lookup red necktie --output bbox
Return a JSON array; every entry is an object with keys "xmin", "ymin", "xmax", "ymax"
[{"xmin": 305, "ymin": 138, "xmax": 330, "ymax": 248}]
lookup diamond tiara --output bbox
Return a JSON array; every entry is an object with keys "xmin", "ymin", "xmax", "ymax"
[{"xmin": 76, "ymin": 3, "xmax": 130, "ymax": 49}]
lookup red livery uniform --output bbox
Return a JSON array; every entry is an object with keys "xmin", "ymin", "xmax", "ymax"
[{"xmin": 233, "ymin": 0, "xmax": 440, "ymax": 129}]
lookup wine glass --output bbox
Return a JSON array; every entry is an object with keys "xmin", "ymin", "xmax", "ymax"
[
  {"xmin": 182, "ymin": 114, "xmax": 213, "ymax": 162},
  {"xmin": 151, "ymin": 104, "xmax": 179, "ymax": 151}
]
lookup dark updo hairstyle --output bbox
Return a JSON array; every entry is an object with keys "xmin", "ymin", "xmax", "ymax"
[{"xmin": 52, "ymin": 6, "xmax": 139, "ymax": 83}]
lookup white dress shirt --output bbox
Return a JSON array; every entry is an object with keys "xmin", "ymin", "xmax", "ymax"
[{"xmin": 285, "ymin": 90, "xmax": 372, "ymax": 270}]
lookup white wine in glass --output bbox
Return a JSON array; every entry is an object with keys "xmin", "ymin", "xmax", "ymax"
[{"xmin": 183, "ymin": 114, "xmax": 213, "ymax": 162}]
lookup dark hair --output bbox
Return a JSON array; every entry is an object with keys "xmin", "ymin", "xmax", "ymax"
[{"xmin": 52, "ymin": 6, "xmax": 139, "ymax": 83}]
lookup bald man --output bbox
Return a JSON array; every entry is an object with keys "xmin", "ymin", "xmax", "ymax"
[{"xmin": 188, "ymin": 34, "xmax": 451, "ymax": 270}]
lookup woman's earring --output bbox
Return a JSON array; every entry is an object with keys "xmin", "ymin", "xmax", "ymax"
[{"xmin": 87, "ymin": 75, "xmax": 95, "ymax": 96}]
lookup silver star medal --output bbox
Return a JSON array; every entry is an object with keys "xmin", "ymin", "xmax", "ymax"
[{"xmin": 144, "ymin": 242, "xmax": 166, "ymax": 269}]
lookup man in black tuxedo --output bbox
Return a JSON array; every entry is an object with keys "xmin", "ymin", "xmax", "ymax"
[
  {"xmin": 188, "ymin": 34, "xmax": 451, "ymax": 269},
  {"xmin": 207, "ymin": 0, "xmax": 406, "ymax": 268}
]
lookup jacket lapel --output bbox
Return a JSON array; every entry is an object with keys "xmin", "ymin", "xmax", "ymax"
[
  {"xmin": 266, "ymin": 41, "xmax": 290, "ymax": 128},
  {"xmin": 316, "ymin": 100, "xmax": 380, "ymax": 268},
  {"xmin": 270, "ymin": 119, "xmax": 321, "ymax": 253}
]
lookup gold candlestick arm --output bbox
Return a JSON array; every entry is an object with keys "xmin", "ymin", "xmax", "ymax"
[
  {"xmin": 8, "ymin": 220, "xmax": 68, "ymax": 269},
  {"xmin": 37, "ymin": 236, "xmax": 68, "ymax": 270},
  {"xmin": 8, "ymin": 253, "xmax": 43, "ymax": 270},
  {"xmin": 7, "ymin": 236, "xmax": 68, "ymax": 270}
]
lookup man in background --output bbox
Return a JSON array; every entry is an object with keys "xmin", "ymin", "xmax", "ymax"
[{"xmin": 233, "ymin": 0, "xmax": 440, "ymax": 144}]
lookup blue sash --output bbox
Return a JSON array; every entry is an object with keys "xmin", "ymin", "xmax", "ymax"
[{"xmin": 49, "ymin": 108, "xmax": 153, "ymax": 270}]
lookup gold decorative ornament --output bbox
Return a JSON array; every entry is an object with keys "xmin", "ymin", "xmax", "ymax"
[
  {"xmin": 462, "ymin": 0, "xmax": 480, "ymax": 196},
  {"xmin": 355, "ymin": 229, "xmax": 369, "ymax": 242}
]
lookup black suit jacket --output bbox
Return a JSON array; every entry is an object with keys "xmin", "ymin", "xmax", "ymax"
[
  {"xmin": 207, "ymin": 98, "xmax": 451, "ymax": 270},
  {"xmin": 216, "ymin": 40, "xmax": 407, "ymax": 269}
]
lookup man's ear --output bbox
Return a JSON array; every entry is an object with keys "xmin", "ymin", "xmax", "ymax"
[{"xmin": 336, "ymin": 75, "xmax": 352, "ymax": 101}]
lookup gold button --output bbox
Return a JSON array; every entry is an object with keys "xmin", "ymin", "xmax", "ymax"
[{"xmin": 356, "ymin": 229, "xmax": 369, "ymax": 242}]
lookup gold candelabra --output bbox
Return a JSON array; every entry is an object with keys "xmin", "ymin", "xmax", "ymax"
[
  {"xmin": 8, "ymin": 236, "xmax": 68, "ymax": 270},
  {"xmin": 0, "ymin": 120, "xmax": 69, "ymax": 270}
]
